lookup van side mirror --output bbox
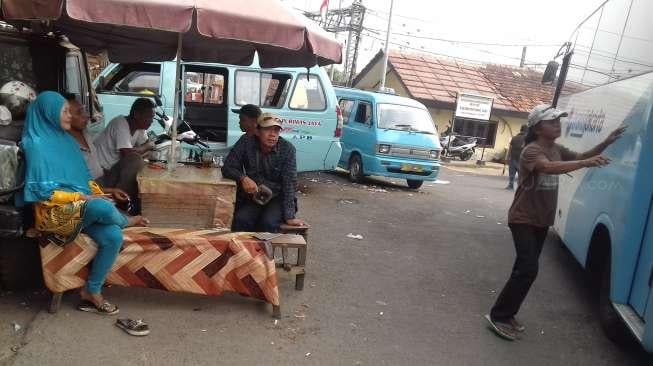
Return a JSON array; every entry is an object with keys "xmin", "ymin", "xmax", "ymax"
[
  {"xmin": 542, "ymin": 61, "xmax": 559, "ymax": 85},
  {"xmin": 154, "ymin": 95, "xmax": 163, "ymax": 107}
]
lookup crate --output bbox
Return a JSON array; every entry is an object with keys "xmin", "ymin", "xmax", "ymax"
[{"xmin": 138, "ymin": 165, "xmax": 237, "ymax": 229}]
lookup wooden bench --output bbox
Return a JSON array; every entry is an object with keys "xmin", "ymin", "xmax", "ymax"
[
  {"xmin": 273, "ymin": 224, "xmax": 309, "ymax": 291},
  {"xmin": 41, "ymin": 228, "xmax": 305, "ymax": 319}
]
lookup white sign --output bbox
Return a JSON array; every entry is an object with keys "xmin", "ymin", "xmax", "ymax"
[{"xmin": 455, "ymin": 93, "xmax": 494, "ymax": 121}]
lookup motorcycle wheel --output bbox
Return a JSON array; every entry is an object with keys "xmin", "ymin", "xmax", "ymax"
[{"xmin": 460, "ymin": 150, "xmax": 474, "ymax": 161}]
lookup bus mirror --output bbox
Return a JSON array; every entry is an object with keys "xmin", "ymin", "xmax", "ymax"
[
  {"xmin": 96, "ymin": 76, "xmax": 106, "ymax": 92},
  {"xmin": 542, "ymin": 61, "xmax": 559, "ymax": 84}
]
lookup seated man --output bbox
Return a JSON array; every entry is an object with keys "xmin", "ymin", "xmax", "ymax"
[
  {"xmin": 63, "ymin": 93, "xmax": 130, "ymax": 205},
  {"xmin": 231, "ymin": 104, "xmax": 261, "ymax": 137},
  {"xmin": 222, "ymin": 112, "xmax": 305, "ymax": 232},
  {"xmin": 94, "ymin": 98, "xmax": 156, "ymax": 210}
]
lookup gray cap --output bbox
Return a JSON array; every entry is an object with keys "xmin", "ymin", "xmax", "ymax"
[{"xmin": 527, "ymin": 104, "xmax": 568, "ymax": 128}]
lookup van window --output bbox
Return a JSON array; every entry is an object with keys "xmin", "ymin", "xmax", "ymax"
[
  {"xmin": 235, "ymin": 70, "xmax": 292, "ymax": 108},
  {"xmin": 338, "ymin": 99, "xmax": 355, "ymax": 124},
  {"xmin": 378, "ymin": 104, "xmax": 436, "ymax": 134},
  {"xmin": 184, "ymin": 71, "xmax": 225, "ymax": 105},
  {"xmin": 289, "ymin": 74, "xmax": 326, "ymax": 110},
  {"xmin": 99, "ymin": 63, "xmax": 161, "ymax": 95},
  {"xmin": 354, "ymin": 101, "xmax": 372, "ymax": 125}
]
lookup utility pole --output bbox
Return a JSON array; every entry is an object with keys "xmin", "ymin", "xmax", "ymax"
[
  {"xmin": 379, "ymin": 0, "xmax": 394, "ymax": 90},
  {"xmin": 329, "ymin": 0, "xmax": 344, "ymax": 82},
  {"xmin": 304, "ymin": 0, "xmax": 365, "ymax": 86},
  {"xmin": 519, "ymin": 46, "xmax": 527, "ymax": 68}
]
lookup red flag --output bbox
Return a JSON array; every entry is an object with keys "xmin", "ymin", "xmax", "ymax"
[{"xmin": 320, "ymin": 0, "xmax": 329, "ymax": 19}]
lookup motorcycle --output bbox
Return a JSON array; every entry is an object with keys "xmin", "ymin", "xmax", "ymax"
[
  {"xmin": 440, "ymin": 134, "xmax": 477, "ymax": 161},
  {"xmin": 150, "ymin": 95, "xmax": 210, "ymax": 163}
]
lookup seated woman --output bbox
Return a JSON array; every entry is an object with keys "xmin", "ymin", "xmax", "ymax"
[{"xmin": 21, "ymin": 91, "xmax": 148, "ymax": 315}]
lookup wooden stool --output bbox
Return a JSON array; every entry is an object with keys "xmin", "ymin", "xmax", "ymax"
[{"xmin": 273, "ymin": 224, "xmax": 309, "ymax": 290}]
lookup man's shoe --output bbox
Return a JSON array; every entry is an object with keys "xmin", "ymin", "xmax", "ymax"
[{"xmin": 505, "ymin": 184, "xmax": 514, "ymax": 190}]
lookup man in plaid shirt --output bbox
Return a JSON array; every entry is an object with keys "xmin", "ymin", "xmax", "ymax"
[{"xmin": 222, "ymin": 112, "xmax": 306, "ymax": 232}]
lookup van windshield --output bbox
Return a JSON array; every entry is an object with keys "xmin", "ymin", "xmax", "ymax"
[{"xmin": 377, "ymin": 104, "xmax": 436, "ymax": 134}]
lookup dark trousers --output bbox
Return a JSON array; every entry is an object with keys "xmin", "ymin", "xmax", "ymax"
[
  {"xmin": 231, "ymin": 197, "xmax": 283, "ymax": 233},
  {"xmin": 97, "ymin": 154, "xmax": 145, "ymax": 213},
  {"xmin": 490, "ymin": 223, "xmax": 549, "ymax": 321},
  {"xmin": 508, "ymin": 160, "xmax": 518, "ymax": 186}
]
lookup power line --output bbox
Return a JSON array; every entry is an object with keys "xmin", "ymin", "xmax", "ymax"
[
  {"xmin": 362, "ymin": 31, "xmax": 542, "ymax": 66},
  {"xmin": 366, "ymin": 7, "xmax": 433, "ymax": 24},
  {"xmin": 363, "ymin": 26, "xmax": 560, "ymax": 47},
  {"xmin": 361, "ymin": 32, "xmax": 494, "ymax": 65}
]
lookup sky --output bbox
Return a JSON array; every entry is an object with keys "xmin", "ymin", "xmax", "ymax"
[{"xmin": 285, "ymin": 0, "xmax": 608, "ymax": 72}]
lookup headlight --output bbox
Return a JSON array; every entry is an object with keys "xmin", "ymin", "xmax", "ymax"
[
  {"xmin": 430, "ymin": 150, "xmax": 440, "ymax": 159},
  {"xmin": 378, "ymin": 144, "xmax": 391, "ymax": 154}
]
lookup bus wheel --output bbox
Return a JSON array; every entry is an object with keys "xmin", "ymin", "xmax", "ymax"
[
  {"xmin": 598, "ymin": 255, "xmax": 635, "ymax": 346},
  {"xmin": 348, "ymin": 154, "xmax": 364, "ymax": 183},
  {"xmin": 406, "ymin": 180, "xmax": 423, "ymax": 189}
]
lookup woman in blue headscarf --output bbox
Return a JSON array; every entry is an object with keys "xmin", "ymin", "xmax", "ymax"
[{"xmin": 22, "ymin": 91, "xmax": 148, "ymax": 315}]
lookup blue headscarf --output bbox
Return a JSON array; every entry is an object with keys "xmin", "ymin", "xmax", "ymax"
[{"xmin": 21, "ymin": 91, "xmax": 92, "ymax": 203}]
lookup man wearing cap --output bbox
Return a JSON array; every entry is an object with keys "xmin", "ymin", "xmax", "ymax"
[
  {"xmin": 506, "ymin": 124, "xmax": 528, "ymax": 190},
  {"xmin": 222, "ymin": 112, "xmax": 305, "ymax": 232},
  {"xmin": 231, "ymin": 104, "xmax": 262, "ymax": 137},
  {"xmin": 485, "ymin": 104, "xmax": 626, "ymax": 341}
]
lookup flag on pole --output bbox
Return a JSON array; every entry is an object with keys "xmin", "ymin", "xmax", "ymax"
[{"xmin": 320, "ymin": 0, "xmax": 329, "ymax": 21}]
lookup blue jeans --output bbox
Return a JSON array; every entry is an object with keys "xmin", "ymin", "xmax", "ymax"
[
  {"xmin": 81, "ymin": 199, "xmax": 128, "ymax": 294},
  {"xmin": 231, "ymin": 197, "xmax": 283, "ymax": 233}
]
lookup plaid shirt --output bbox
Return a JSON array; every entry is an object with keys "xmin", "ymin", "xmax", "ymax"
[{"xmin": 222, "ymin": 135, "xmax": 297, "ymax": 220}]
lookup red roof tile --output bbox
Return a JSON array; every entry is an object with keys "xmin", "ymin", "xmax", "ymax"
[{"xmin": 385, "ymin": 51, "xmax": 557, "ymax": 114}]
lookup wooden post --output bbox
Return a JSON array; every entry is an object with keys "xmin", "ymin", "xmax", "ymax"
[{"xmin": 49, "ymin": 292, "xmax": 63, "ymax": 314}]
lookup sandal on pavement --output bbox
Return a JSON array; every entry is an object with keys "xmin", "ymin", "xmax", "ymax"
[
  {"xmin": 485, "ymin": 314, "xmax": 518, "ymax": 341},
  {"xmin": 116, "ymin": 318, "xmax": 150, "ymax": 336},
  {"xmin": 509, "ymin": 317, "xmax": 525, "ymax": 332},
  {"xmin": 77, "ymin": 300, "xmax": 119, "ymax": 315}
]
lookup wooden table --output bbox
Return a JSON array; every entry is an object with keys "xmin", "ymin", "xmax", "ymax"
[{"xmin": 137, "ymin": 164, "xmax": 237, "ymax": 229}]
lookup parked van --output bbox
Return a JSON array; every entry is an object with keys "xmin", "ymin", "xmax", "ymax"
[
  {"xmin": 335, "ymin": 87, "xmax": 442, "ymax": 189},
  {"xmin": 93, "ymin": 60, "xmax": 342, "ymax": 172}
]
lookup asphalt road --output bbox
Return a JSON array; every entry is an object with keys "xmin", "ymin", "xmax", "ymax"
[{"xmin": 1, "ymin": 167, "xmax": 652, "ymax": 365}]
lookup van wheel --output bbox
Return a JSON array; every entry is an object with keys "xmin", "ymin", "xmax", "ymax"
[
  {"xmin": 407, "ymin": 180, "xmax": 423, "ymax": 189},
  {"xmin": 598, "ymin": 255, "xmax": 635, "ymax": 346},
  {"xmin": 348, "ymin": 154, "xmax": 364, "ymax": 183},
  {"xmin": 0, "ymin": 237, "xmax": 43, "ymax": 291}
]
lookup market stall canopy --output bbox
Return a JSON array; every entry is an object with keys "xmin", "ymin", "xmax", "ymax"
[{"xmin": 1, "ymin": 0, "xmax": 342, "ymax": 68}]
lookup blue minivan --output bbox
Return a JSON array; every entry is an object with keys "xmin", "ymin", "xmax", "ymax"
[
  {"xmin": 93, "ymin": 59, "xmax": 342, "ymax": 172},
  {"xmin": 335, "ymin": 88, "xmax": 442, "ymax": 189}
]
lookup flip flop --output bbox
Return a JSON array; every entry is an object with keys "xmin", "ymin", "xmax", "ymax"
[
  {"xmin": 485, "ymin": 314, "xmax": 517, "ymax": 341},
  {"xmin": 509, "ymin": 317, "xmax": 526, "ymax": 332},
  {"xmin": 116, "ymin": 318, "xmax": 150, "ymax": 336},
  {"xmin": 77, "ymin": 300, "xmax": 119, "ymax": 315}
]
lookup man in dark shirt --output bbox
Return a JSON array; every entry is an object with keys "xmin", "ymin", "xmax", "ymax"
[
  {"xmin": 222, "ymin": 112, "xmax": 305, "ymax": 232},
  {"xmin": 506, "ymin": 125, "xmax": 527, "ymax": 190},
  {"xmin": 231, "ymin": 104, "xmax": 261, "ymax": 137}
]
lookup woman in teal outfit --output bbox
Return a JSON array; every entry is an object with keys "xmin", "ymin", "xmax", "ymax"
[{"xmin": 22, "ymin": 91, "xmax": 148, "ymax": 314}]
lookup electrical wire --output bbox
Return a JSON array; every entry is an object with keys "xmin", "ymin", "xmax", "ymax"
[{"xmin": 363, "ymin": 25, "xmax": 560, "ymax": 48}]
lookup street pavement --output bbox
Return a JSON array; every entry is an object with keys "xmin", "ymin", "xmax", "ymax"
[{"xmin": 1, "ymin": 167, "xmax": 652, "ymax": 365}]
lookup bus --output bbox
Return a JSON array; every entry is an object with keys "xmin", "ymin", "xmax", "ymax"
[{"xmin": 550, "ymin": 0, "xmax": 653, "ymax": 351}]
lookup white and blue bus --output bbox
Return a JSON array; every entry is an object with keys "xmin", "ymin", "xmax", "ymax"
[{"xmin": 550, "ymin": 0, "xmax": 653, "ymax": 351}]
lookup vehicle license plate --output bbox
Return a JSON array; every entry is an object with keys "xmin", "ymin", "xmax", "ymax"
[{"xmin": 401, "ymin": 164, "xmax": 423, "ymax": 172}]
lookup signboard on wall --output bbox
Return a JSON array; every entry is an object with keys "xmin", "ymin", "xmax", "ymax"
[{"xmin": 455, "ymin": 93, "xmax": 494, "ymax": 121}]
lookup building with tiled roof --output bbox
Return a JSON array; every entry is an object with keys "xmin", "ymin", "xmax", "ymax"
[{"xmin": 352, "ymin": 50, "xmax": 561, "ymax": 161}]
